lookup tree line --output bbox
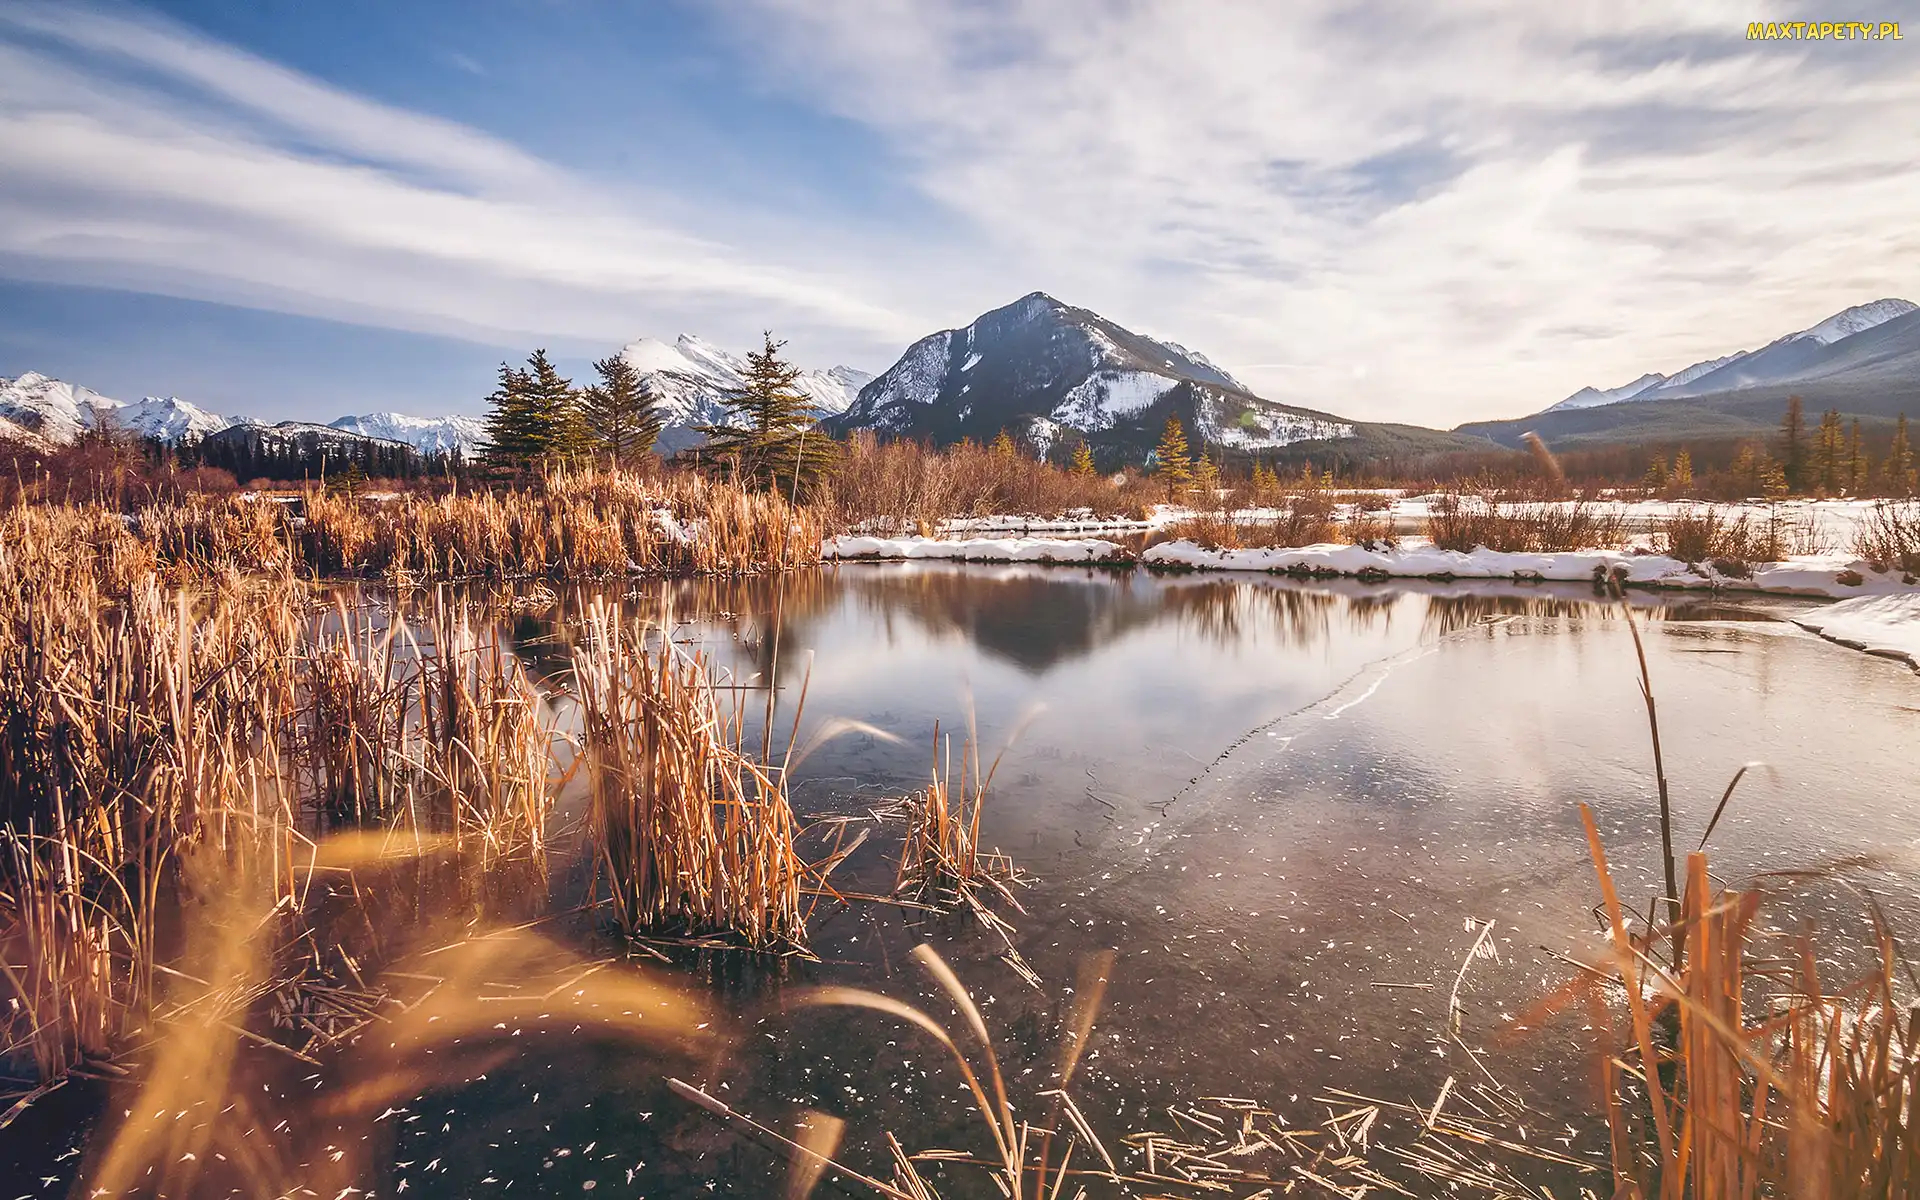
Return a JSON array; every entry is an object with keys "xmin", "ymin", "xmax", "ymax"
[{"xmin": 481, "ymin": 334, "xmax": 831, "ymax": 491}]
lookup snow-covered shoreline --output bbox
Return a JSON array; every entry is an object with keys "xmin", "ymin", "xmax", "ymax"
[
  {"xmin": 824, "ymin": 533, "xmax": 1918, "ymax": 601},
  {"xmin": 1791, "ymin": 595, "xmax": 1920, "ymax": 669},
  {"xmin": 825, "ymin": 534, "xmax": 1131, "ymax": 564}
]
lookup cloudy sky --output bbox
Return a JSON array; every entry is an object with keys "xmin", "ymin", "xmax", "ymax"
[{"xmin": 2, "ymin": 0, "xmax": 1916, "ymax": 424}]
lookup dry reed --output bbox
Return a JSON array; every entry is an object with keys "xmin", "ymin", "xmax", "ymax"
[
  {"xmin": 572, "ymin": 599, "xmax": 806, "ymax": 951},
  {"xmin": 1426, "ymin": 493, "xmax": 1630, "ymax": 552}
]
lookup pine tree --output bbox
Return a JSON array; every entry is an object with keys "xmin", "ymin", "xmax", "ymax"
[
  {"xmin": 481, "ymin": 360, "xmax": 540, "ymax": 471},
  {"xmin": 1070, "ymin": 441, "xmax": 1095, "ymax": 476},
  {"xmin": 697, "ymin": 332, "xmax": 834, "ymax": 492},
  {"xmin": 1643, "ymin": 456, "xmax": 1669, "ymax": 492},
  {"xmin": 1887, "ymin": 413, "xmax": 1916, "ymax": 496},
  {"xmin": 1152, "ymin": 417, "xmax": 1192, "ymax": 501},
  {"xmin": 1779, "ymin": 396, "xmax": 1807, "ymax": 491},
  {"xmin": 1670, "ymin": 448, "xmax": 1693, "ymax": 491},
  {"xmin": 581, "ymin": 354, "xmax": 666, "ymax": 466},
  {"xmin": 1192, "ymin": 454, "xmax": 1220, "ymax": 507},
  {"xmin": 481, "ymin": 350, "xmax": 587, "ymax": 471},
  {"xmin": 1814, "ymin": 408, "xmax": 1844, "ymax": 494},
  {"xmin": 1847, "ymin": 418, "xmax": 1867, "ymax": 494}
]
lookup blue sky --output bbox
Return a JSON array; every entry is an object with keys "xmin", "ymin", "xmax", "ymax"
[{"xmin": 3, "ymin": 0, "xmax": 1917, "ymax": 424}]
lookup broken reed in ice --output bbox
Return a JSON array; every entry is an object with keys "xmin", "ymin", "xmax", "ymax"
[{"xmin": 573, "ymin": 599, "xmax": 805, "ymax": 952}]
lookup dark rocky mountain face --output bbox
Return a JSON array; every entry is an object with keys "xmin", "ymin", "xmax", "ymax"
[{"xmin": 825, "ymin": 292, "xmax": 1380, "ymax": 463}]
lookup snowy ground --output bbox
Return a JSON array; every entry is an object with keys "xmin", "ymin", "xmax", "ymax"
[
  {"xmin": 826, "ymin": 533, "xmax": 1912, "ymax": 600},
  {"xmin": 1791, "ymin": 595, "xmax": 1920, "ymax": 669},
  {"xmin": 921, "ymin": 497, "xmax": 1893, "ymax": 554}
]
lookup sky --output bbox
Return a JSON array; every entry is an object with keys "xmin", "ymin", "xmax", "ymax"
[{"xmin": 2, "ymin": 0, "xmax": 1917, "ymax": 426}]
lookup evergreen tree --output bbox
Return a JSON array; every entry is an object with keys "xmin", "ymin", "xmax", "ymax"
[
  {"xmin": 697, "ymin": 332, "xmax": 834, "ymax": 492},
  {"xmin": 1670, "ymin": 448, "xmax": 1693, "ymax": 491},
  {"xmin": 482, "ymin": 350, "xmax": 587, "ymax": 471},
  {"xmin": 1192, "ymin": 454, "xmax": 1221, "ymax": 507},
  {"xmin": 1847, "ymin": 418, "xmax": 1867, "ymax": 494},
  {"xmin": 1887, "ymin": 413, "xmax": 1916, "ymax": 496},
  {"xmin": 1643, "ymin": 456, "xmax": 1669, "ymax": 491},
  {"xmin": 1152, "ymin": 417, "xmax": 1192, "ymax": 501},
  {"xmin": 1779, "ymin": 396, "xmax": 1807, "ymax": 491},
  {"xmin": 581, "ymin": 354, "xmax": 666, "ymax": 466},
  {"xmin": 481, "ymin": 360, "xmax": 540, "ymax": 470},
  {"xmin": 1814, "ymin": 408, "xmax": 1844, "ymax": 494},
  {"xmin": 990, "ymin": 430, "xmax": 1017, "ymax": 459},
  {"xmin": 1070, "ymin": 441, "xmax": 1096, "ymax": 476}
]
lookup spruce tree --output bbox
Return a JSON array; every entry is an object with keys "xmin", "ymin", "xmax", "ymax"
[
  {"xmin": 1152, "ymin": 417, "xmax": 1192, "ymax": 501},
  {"xmin": 697, "ymin": 333, "xmax": 835, "ymax": 492},
  {"xmin": 1192, "ymin": 455, "xmax": 1221, "ymax": 507},
  {"xmin": 1847, "ymin": 418, "xmax": 1867, "ymax": 494},
  {"xmin": 1670, "ymin": 448, "xmax": 1693, "ymax": 491},
  {"xmin": 1815, "ymin": 408, "xmax": 1844, "ymax": 494},
  {"xmin": 1779, "ymin": 396, "xmax": 1807, "ymax": 491},
  {"xmin": 581, "ymin": 354, "xmax": 666, "ymax": 466},
  {"xmin": 1643, "ymin": 456, "xmax": 1669, "ymax": 492},
  {"xmin": 482, "ymin": 350, "xmax": 588, "ymax": 471},
  {"xmin": 990, "ymin": 431, "xmax": 1017, "ymax": 459},
  {"xmin": 481, "ymin": 360, "xmax": 540, "ymax": 471},
  {"xmin": 1070, "ymin": 442, "xmax": 1096, "ymax": 476},
  {"xmin": 1887, "ymin": 413, "xmax": 1916, "ymax": 496}
]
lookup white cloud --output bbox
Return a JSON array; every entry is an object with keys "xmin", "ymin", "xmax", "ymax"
[
  {"xmin": 717, "ymin": 0, "xmax": 1920, "ymax": 424},
  {"xmin": 5, "ymin": 1, "xmax": 1919, "ymax": 425},
  {"xmin": 0, "ymin": 3, "xmax": 923, "ymax": 359}
]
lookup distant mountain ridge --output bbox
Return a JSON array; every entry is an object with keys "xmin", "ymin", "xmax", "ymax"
[
  {"xmin": 1544, "ymin": 299, "xmax": 1917, "ymax": 412},
  {"xmin": 0, "ymin": 370, "xmax": 483, "ymax": 457},
  {"xmin": 1462, "ymin": 298, "xmax": 1920, "ymax": 449}
]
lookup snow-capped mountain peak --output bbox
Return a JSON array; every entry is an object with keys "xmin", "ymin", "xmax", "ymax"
[
  {"xmin": 109, "ymin": 396, "xmax": 234, "ymax": 443},
  {"xmin": 329, "ymin": 412, "xmax": 485, "ymax": 457},
  {"xmin": 0, "ymin": 371, "xmax": 123, "ymax": 444},
  {"xmin": 1543, "ymin": 296, "xmax": 1920, "ymax": 414},
  {"xmin": 1784, "ymin": 298, "xmax": 1917, "ymax": 346},
  {"xmin": 827, "ymin": 292, "xmax": 1357, "ymax": 458}
]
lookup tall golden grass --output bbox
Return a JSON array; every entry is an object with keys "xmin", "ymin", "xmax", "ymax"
[
  {"xmin": 817, "ymin": 434, "xmax": 1143, "ymax": 534},
  {"xmin": 573, "ymin": 599, "xmax": 806, "ymax": 951},
  {"xmin": 0, "ymin": 467, "xmax": 821, "ymax": 587},
  {"xmin": 0, "ymin": 518, "xmax": 564, "ymax": 1086}
]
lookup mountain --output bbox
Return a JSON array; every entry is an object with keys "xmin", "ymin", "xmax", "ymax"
[
  {"xmin": 825, "ymin": 292, "xmax": 1481, "ymax": 465},
  {"xmin": 1544, "ymin": 300, "xmax": 1918, "ymax": 415},
  {"xmin": 329, "ymin": 412, "xmax": 485, "ymax": 457},
  {"xmin": 1, "ymin": 370, "xmax": 478, "ymax": 460},
  {"xmin": 1465, "ymin": 299, "xmax": 1920, "ymax": 449},
  {"xmin": 617, "ymin": 334, "xmax": 873, "ymax": 452},
  {"xmin": 0, "ymin": 371, "xmax": 122, "ymax": 445}
]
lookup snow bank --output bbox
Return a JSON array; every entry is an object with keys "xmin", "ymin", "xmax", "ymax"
[
  {"xmin": 1792, "ymin": 595, "xmax": 1920, "ymax": 670},
  {"xmin": 825, "ymin": 535, "xmax": 1129, "ymax": 564},
  {"xmin": 1138, "ymin": 540, "xmax": 1914, "ymax": 599}
]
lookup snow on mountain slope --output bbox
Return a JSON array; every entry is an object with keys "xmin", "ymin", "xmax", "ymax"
[
  {"xmin": 113, "ymin": 396, "xmax": 235, "ymax": 442},
  {"xmin": 1547, "ymin": 372, "xmax": 1668, "ymax": 412},
  {"xmin": 0, "ymin": 371, "xmax": 123, "ymax": 443},
  {"xmin": 330, "ymin": 412, "xmax": 485, "ymax": 457},
  {"xmin": 829, "ymin": 292, "xmax": 1360, "ymax": 459},
  {"xmin": 616, "ymin": 334, "xmax": 868, "ymax": 447},
  {"xmin": 1542, "ymin": 298, "xmax": 1920, "ymax": 415},
  {"xmin": 1793, "ymin": 298, "xmax": 1918, "ymax": 346}
]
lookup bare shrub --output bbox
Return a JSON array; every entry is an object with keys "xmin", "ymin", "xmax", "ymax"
[{"xmin": 1854, "ymin": 500, "xmax": 1920, "ymax": 575}]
